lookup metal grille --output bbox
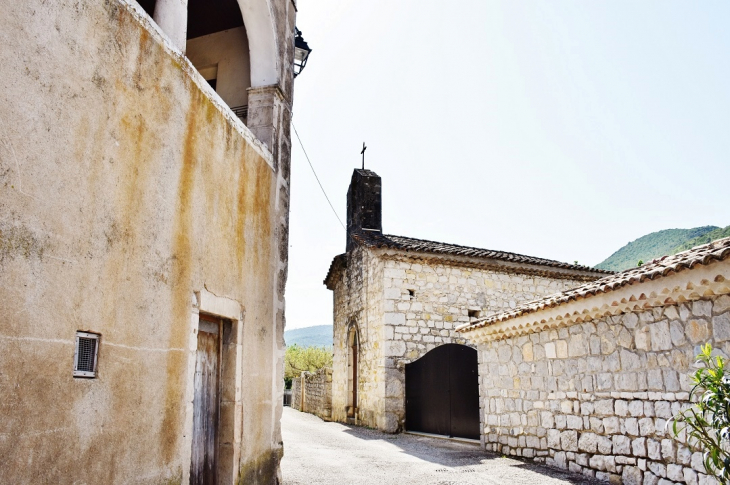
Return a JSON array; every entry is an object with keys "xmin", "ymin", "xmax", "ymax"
[
  {"xmin": 74, "ymin": 332, "xmax": 99, "ymax": 377},
  {"xmin": 231, "ymin": 105, "xmax": 248, "ymax": 124}
]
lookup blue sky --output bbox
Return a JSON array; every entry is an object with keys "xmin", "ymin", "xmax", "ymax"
[{"xmin": 285, "ymin": 1, "xmax": 730, "ymax": 330}]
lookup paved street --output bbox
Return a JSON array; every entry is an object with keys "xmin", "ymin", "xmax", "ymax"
[{"xmin": 281, "ymin": 408, "xmax": 597, "ymax": 485}]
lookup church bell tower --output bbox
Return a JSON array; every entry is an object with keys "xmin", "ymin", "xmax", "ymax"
[{"xmin": 346, "ymin": 169, "xmax": 382, "ymax": 252}]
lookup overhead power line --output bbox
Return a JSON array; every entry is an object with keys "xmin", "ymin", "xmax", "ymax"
[{"xmin": 291, "ymin": 122, "xmax": 346, "ymax": 231}]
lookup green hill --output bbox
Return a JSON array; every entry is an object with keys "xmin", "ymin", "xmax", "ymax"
[
  {"xmin": 284, "ymin": 325, "xmax": 333, "ymax": 348},
  {"xmin": 672, "ymin": 225, "xmax": 730, "ymax": 253},
  {"xmin": 595, "ymin": 226, "xmax": 719, "ymax": 272}
]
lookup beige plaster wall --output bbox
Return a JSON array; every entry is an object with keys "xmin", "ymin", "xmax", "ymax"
[
  {"xmin": 0, "ymin": 0, "xmax": 288, "ymax": 483},
  {"xmin": 187, "ymin": 26, "xmax": 252, "ymax": 109}
]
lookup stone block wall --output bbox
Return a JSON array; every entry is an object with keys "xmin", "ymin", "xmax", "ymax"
[
  {"xmin": 380, "ymin": 254, "xmax": 590, "ymax": 432},
  {"xmin": 331, "ymin": 246, "xmax": 386, "ymax": 429},
  {"xmin": 381, "ymin": 256, "xmax": 588, "ymax": 363},
  {"xmin": 478, "ymin": 295, "xmax": 730, "ymax": 484},
  {"xmin": 291, "ymin": 368, "xmax": 333, "ymax": 421}
]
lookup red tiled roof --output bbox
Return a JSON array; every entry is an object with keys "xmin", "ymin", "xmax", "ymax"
[
  {"xmin": 458, "ymin": 236, "xmax": 730, "ymax": 332},
  {"xmin": 351, "ymin": 232, "xmax": 611, "ymax": 274},
  {"xmin": 325, "ymin": 232, "xmax": 611, "ymax": 287}
]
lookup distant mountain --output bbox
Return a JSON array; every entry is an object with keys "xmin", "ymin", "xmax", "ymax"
[
  {"xmin": 595, "ymin": 226, "xmax": 719, "ymax": 272},
  {"xmin": 284, "ymin": 325, "xmax": 333, "ymax": 348},
  {"xmin": 672, "ymin": 225, "xmax": 730, "ymax": 253}
]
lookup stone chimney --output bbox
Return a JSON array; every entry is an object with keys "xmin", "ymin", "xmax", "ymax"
[{"xmin": 346, "ymin": 169, "xmax": 382, "ymax": 251}]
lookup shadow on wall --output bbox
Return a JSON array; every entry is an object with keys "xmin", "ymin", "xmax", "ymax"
[{"xmin": 337, "ymin": 424, "xmax": 596, "ymax": 484}]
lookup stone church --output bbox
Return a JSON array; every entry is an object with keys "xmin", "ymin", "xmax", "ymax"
[
  {"xmin": 325, "ymin": 169, "xmax": 609, "ymax": 435},
  {"xmin": 0, "ymin": 0, "xmax": 300, "ymax": 483}
]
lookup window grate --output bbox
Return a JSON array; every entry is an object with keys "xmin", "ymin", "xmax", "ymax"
[{"xmin": 74, "ymin": 332, "xmax": 99, "ymax": 378}]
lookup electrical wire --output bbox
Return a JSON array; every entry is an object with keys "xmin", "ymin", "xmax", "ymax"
[{"xmin": 291, "ymin": 122, "xmax": 346, "ymax": 230}]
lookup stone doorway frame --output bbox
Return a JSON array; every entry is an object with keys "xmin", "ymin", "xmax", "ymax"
[{"xmin": 183, "ymin": 288, "xmax": 245, "ymax": 484}]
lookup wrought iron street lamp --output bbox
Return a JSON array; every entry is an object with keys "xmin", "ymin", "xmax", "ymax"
[{"xmin": 293, "ymin": 28, "xmax": 311, "ymax": 77}]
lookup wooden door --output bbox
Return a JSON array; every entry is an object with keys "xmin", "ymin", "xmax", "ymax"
[
  {"xmin": 351, "ymin": 337, "xmax": 358, "ymax": 410},
  {"xmin": 190, "ymin": 317, "xmax": 220, "ymax": 485},
  {"xmin": 405, "ymin": 344, "xmax": 480, "ymax": 440}
]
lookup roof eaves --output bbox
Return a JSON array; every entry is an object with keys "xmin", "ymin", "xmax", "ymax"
[{"xmin": 458, "ymin": 236, "xmax": 730, "ymax": 333}]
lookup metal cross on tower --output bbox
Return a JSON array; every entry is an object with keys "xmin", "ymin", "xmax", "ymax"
[{"xmin": 361, "ymin": 142, "xmax": 367, "ymax": 169}]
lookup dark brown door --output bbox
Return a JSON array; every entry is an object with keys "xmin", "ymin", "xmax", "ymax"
[
  {"xmin": 190, "ymin": 316, "xmax": 220, "ymax": 485},
  {"xmin": 352, "ymin": 337, "xmax": 358, "ymax": 409},
  {"xmin": 405, "ymin": 344, "xmax": 480, "ymax": 440}
]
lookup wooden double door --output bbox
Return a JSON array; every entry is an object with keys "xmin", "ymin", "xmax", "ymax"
[{"xmin": 405, "ymin": 343, "xmax": 480, "ymax": 440}]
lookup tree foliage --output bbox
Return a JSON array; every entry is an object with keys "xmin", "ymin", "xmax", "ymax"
[
  {"xmin": 670, "ymin": 344, "xmax": 730, "ymax": 482},
  {"xmin": 595, "ymin": 226, "xmax": 718, "ymax": 272},
  {"xmin": 673, "ymin": 225, "xmax": 730, "ymax": 254},
  {"xmin": 284, "ymin": 344, "xmax": 332, "ymax": 388}
]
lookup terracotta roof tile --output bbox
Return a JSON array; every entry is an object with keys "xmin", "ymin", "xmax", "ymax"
[
  {"xmin": 324, "ymin": 253, "xmax": 347, "ymax": 288},
  {"xmin": 458, "ymin": 236, "xmax": 730, "ymax": 332},
  {"xmin": 350, "ymin": 232, "xmax": 611, "ymax": 274}
]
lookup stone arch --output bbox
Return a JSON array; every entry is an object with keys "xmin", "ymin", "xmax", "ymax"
[
  {"xmin": 236, "ymin": 0, "xmax": 279, "ymax": 87},
  {"xmin": 149, "ymin": 0, "xmax": 280, "ymax": 88},
  {"xmin": 346, "ymin": 321, "xmax": 360, "ymax": 418}
]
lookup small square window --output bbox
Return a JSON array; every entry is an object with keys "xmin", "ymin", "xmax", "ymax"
[
  {"xmin": 468, "ymin": 309, "xmax": 481, "ymax": 319},
  {"xmin": 74, "ymin": 331, "xmax": 100, "ymax": 378},
  {"xmin": 407, "ymin": 289, "xmax": 415, "ymax": 299}
]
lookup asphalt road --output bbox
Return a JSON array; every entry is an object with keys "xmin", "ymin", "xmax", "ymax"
[{"xmin": 280, "ymin": 407, "xmax": 597, "ymax": 485}]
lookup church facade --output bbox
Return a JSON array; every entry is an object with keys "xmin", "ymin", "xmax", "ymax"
[{"xmin": 325, "ymin": 169, "xmax": 610, "ymax": 434}]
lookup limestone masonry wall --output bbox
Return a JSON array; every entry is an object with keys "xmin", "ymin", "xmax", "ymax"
[
  {"xmin": 379, "ymin": 254, "xmax": 590, "ymax": 432},
  {"xmin": 479, "ymin": 295, "xmax": 730, "ymax": 485},
  {"xmin": 381, "ymin": 255, "xmax": 588, "ymax": 362},
  {"xmin": 291, "ymin": 368, "xmax": 333, "ymax": 421},
  {"xmin": 331, "ymin": 246, "xmax": 386, "ymax": 429},
  {"xmin": 330, "ymin": 246, "xmax": 596, "ymax": 433}
]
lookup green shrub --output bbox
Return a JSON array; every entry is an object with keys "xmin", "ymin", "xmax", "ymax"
[
  {"xmin": 284, "ymin": 344, "xmax": 332, "ymax": 384},
  {"xmin": 670, "ymin": 344, "xmax": 730, "ymax": 482}
]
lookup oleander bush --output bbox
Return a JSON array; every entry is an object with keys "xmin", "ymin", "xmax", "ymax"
[{"xmin": 670, "ymin": 343, "xmax": 730, "ymax": 482}]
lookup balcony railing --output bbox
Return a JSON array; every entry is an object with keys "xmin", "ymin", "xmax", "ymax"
[{"xmin": 231, "ymin": 105, "xmax": 248, "ymax": 125}]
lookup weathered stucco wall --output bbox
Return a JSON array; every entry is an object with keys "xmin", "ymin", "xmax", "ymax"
[
  {"xmin": 477, "ymin": 295, "xmax": 730, "ymax": 485},
  {"xmin": 291, "ymin": 368, "xmax": 333, "ymax": 421},
  {"xmin": 0, "ymin": 0, "xmax": 290, "ymax": 483}
]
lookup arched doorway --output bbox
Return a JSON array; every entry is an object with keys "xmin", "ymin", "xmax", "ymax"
[
  {"xmin": 405, "ymin": 344, "xmax": 479, "ymax": 440},
  {"xmin": 346, "ymin": 324, "xmax": 359, "ymax": 419}
]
